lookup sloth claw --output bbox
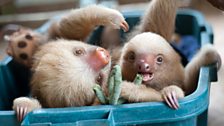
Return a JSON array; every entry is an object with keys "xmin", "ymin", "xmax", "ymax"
[
  {"xmin": 161, "ymin": 85, "xmax": 183, "ymax": 109},
  {"xmin": 16, "ymin": 106, "xmax": 28, "ymax": 122},
  {"xmin": 120, "ymin": 20, "xmax": 129, "ymax": 32}
]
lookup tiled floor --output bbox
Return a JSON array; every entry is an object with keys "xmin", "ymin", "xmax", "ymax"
[{"xmin": 0, "ymin": 1, "xmax": 223, "ymax": 125}]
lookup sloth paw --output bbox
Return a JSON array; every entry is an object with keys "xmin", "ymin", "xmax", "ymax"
[
  {"xmin": 200, "ymin": 45, "xmax": 222, "ymax": 70},
  {"xmin": 12, "ymin": 97, "xmax": 41, "ymax": 122},
  {"xmin": 161, "ymin": 85, "xmax": 184, "ymax": 109},
  {"xmin": 105, "ymin": 11, "xmax": 129, "ymax": 32}
]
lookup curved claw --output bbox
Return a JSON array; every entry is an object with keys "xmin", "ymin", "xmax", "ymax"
[
  {"xmin": 164, "ymin": 91, "xmax": 179, "ymax": 109},
  {"xmin": 171, "ymin": 91, "xmax": 180, "ymax": 109},
  {"xmin": 163, "ymin": 95, "xmax": 172, "ymax": 109},
  {"xmin": 16, "ymin": 106, "xmax": 20, "ymax": 121},
  {"xmin": 16, "ymin": 106, "xmax": 28, "ymax": 122},
  {"xmin": 120, "ymin": 20, "xmax": 129, "ymax": 32}
]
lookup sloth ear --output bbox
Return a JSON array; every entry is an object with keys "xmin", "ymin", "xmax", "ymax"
[{"xmin": 4, "ymin": 35, "xmax": 11, "ymax": 41}]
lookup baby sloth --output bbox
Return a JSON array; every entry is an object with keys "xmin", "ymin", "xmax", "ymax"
[
  {"xmin": 31, "ymin": 40, "xmax": 111, "ymax": 107},
  {"xmin": 119, "ymin": 33, "xmax": 221, "ymax": 109},
  {"xmin": 119, "ymin": 33, "xmax": 185, "ymax": 109},
  {"xmin": 12, "ymin": 5, "xmax": 129, "ymax": 121},
  {"xmin": 118, "ymin": 0, "xmax": 222, "ymax": 109},
  {"xmin": 13, "ymin": 40, "xmax": 111, "ymax": 121}
]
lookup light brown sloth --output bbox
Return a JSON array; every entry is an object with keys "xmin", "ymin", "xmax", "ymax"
[
  {"xmin": 11, "ymin": 5, "xmax": 128, "ymax": 121},
  {"xmin": 116, "ymin": 0, "xmax": 222, "ymax": 109}
]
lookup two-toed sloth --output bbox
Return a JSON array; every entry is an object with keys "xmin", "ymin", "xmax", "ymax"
[
  {"xmin": 12, "ymin": 5, "xmax": 129, "ymax": 121},
  {"xmin": 12, "ymin": 0, "xmax": 221, "ymax": 122},
  {"xmin": 116, "ymin": 0, "xmax": 221, "ymax": 109}
]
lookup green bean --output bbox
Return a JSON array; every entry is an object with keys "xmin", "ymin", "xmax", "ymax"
[
  {"xmin": 93, "ymin": 84, "xmax": 107, "ymax": 104},
  {"xmin": 110, "ymin": 65, "xmax": 122, "ymax": 105},
  {"xmin": 134, "ymin": 74, "xmax": 143, "ymax": 85},
  {"xmin": 108, "ymin": 71, "xmax": 115, "ymax": 101}
]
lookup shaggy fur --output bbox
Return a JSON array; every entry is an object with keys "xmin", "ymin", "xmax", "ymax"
[
  {"xmin": 48, "ymin": 5, "xmax": 128, "ymax": 40},
  {"xmin": 12, "ymin": 4, "xmax": 127, "ymax": 120},
  {"xmin": 118, "ymin": 0, "xmax": 221, "ymax": 108},
  {"xmin": 31, "ymin": 40, "xmax": 111, "ymax": 107},
  {"xmin": 120, "ymin": 33, "xmax": 185, "ymax": 90},
  {"xmin": 7, "ymin": 5, "xmax": 128, "ymax": 67}
]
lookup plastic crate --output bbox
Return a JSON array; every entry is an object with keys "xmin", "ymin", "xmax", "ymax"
[{"xmin": 0, "ymin": 9, "xmax": 217, "ymax": 126}]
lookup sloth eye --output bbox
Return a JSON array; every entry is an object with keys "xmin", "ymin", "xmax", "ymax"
[
  {"xmin": 156, "ymin": 55, "xmax": 163, "ymax": 64},
  {"xmin": 127, "ymin": 51, "xmax": 135, "ymax": 62},
  {"xmin": 25, "ymin": 34, "xmax": 33, "ymax": 40},
  {"xmin": 73, "ymin": 48, "xmax": 85, "ymax": 56}
]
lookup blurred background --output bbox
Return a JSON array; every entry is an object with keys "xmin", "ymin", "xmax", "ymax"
[{"xmin": 0, "ymin": 0, "xmax": 223, "ymax": 126}]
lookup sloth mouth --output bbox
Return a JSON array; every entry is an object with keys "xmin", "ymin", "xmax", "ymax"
[
  {"xmin": 95, "ymin": 72, "xmax": 104, "ymax": 85},
  {"xmin": 139, "ymin": 72, "xmax": 154, "ymax": 82}
]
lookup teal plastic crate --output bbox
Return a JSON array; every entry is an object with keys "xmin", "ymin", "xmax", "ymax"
[{"xmin": 0, "ymin": 9, "xmax": 217, "ymax": 126}]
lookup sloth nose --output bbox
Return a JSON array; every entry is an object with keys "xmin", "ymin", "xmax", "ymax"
[
  {"xmin": 88, "ymin": 47, "xmax": 110, "ymax": 71},
  {"xmin": 95, "ymin": 47, "xmax": 110, "ymax": 65},
  {"xmin": 137, "ymin": 62, "xmax": 151, "ymax": 73}
]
